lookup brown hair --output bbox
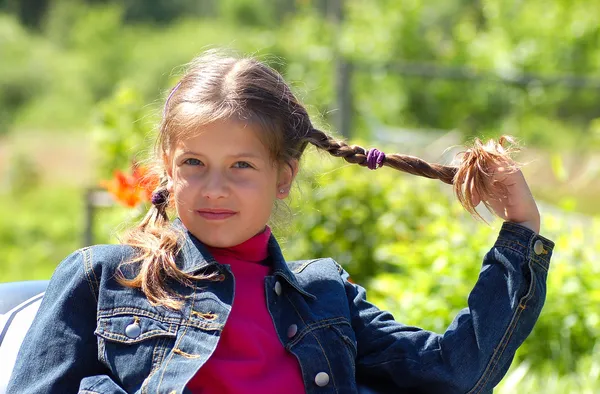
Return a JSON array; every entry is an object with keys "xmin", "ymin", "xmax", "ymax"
[{"xmin": 118, "ymin": 49, "xmax": 518, "ymax": 309}]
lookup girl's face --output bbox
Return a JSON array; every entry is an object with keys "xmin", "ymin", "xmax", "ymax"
[{"xmin": 166, "ymin": 119, "xmax": 296, "ymax": 248}]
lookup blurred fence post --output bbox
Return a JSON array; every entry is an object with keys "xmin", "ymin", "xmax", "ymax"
[
  {"xmin": 329, "ymin": 0, "xmax": 352, "ymax": 138},
  {"xmin": 84, "ymin": 188, "xmax": 115, "ymax": 246}
]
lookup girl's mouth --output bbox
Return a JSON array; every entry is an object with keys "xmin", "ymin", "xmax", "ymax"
[{"xmin": 195, "ymin": 209, "xmax": 237, "ymax": 220}]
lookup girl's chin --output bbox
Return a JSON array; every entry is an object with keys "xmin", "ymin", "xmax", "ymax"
[{"xmin": 189, "ymin": 227, "xmax": 244, "ymax": 248}]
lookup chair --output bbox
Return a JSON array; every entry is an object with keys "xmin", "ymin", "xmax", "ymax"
[{"xmin": 0, "ymin": 280, "xmax": 49, "ymax": 394}]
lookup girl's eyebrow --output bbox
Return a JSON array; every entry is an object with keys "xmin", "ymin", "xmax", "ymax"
[
  {"xmin": 229, "ymin": 152, "xmax": 264, "ymax": 160},
  {"xmin": 178, "ymin": 150, "xmax": 264, "ymax": 160}
]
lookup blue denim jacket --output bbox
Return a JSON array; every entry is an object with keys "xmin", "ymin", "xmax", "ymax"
[{"xmin": 6, "ymin": 220, "xmax": 554, "ymax": 394}]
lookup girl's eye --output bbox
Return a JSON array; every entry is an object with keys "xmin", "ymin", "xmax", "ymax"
[
  {"xmin": 233, "ymin": 161, "xmax": 253, "ymax": 169},
  {"xmin": 183, "ymin": 158, "xmax": 203, "ymax": 166}
]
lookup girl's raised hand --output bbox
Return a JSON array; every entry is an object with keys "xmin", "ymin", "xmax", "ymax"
[
  {"xmin": 455, "ymin": 137, "xmax": 541, "ymax": 234},
  {"xmin": 470, "ymin": 164, "xmax": 541, "ymax": 234}
]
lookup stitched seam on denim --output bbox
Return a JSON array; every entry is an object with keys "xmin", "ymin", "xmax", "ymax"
[
  {"xmin": 271, "ymin": 269, "xmax": 316, "ymax": 299},
  {"xmin": 498, "ymin": 239, "xmax": 528, "ymax": 250},
  {"xmin": 146, "ymin": 337, "xmax": 164, "ymax": 390},
  {"xmin": 493, "ymin": 241, "xmax": 527, "ymax": 258},
  {"xmin": 330, "ymin": 325, "xmax": 357, "ymax": 371},
  {"xmin": 97, "ymin": 330, "xmax": 176, "ymax": 343},
  {"xmin": 142, "ymin": 331, "xmax": 172, "ymax": 394},
  {"xmin": 97, "ymin": 307, "xmax": 225, "ymax": 331},
  {"xmin": 330, "ymin": 324, "xmax": 358, "ymax": 355},
  {"xmin": 82, "ymin": 248, "xmax": 99, "ymax": 304},
  {"xmin": 501, "ymin": 225, "xmax": 532, "ymax": 239},
  {"xmin": 467, "ymin": 262, "xmax": 537, "ymax": 394},
  {"xmin": 292, "ymin": 259, "xmax": 322, "ymax": 273},
  {"xmin": 98, "ymin": 308, "xmax": 181, "ymax": 323},
  {"xmin": 87, "ymin": 247, "xmax": 101, "ymax": 292},
  {"xmin": 284, "ymin": 293, "xmax": 339, "ymax": 393},
  {"xmin": 288, "ymin": 317, "xmax": 350, "ymax": 347},
  {"xmin": 532, "ymin": 257, "xmax": 550, "ymax": 271},
  {"xmin": 156, "ymin": 286, "xmax": 197, "ymax": 393}
]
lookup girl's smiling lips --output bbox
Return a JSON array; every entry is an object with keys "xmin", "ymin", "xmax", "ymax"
[{"xmin": 195, "ymin": 208, "xmax": 237, "ymax": 220}]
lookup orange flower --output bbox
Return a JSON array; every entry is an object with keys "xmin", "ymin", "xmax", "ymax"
[
  {"xmin": 132, "ymin": 164, "xmax": 159, "ymax": 201},
  {"xmin": 101, "ymin": 164, "xmax": 159, "ymax": 208}
]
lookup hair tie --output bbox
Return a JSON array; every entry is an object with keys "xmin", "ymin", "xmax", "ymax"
[
  {"xmin": 366, "ymin": 148, "xmax": 386, "ymax": 170},
  {"xmin": 163, "ymin": 81, "xmax": 182, "ymax": 117},
  {"xmin": 151, "ymin": 189, "xmax": 168, "ymax": 206}
]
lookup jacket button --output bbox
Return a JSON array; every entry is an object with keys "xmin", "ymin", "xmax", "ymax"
[
  {"xmin": 274, "ymin": 281, "xmax": 282, "ymax": 296},
  {"xmin": 287, "ymin": 324, "xmax": 298, "ymax": 338},
  {"xmin": 125, "ymin": 322, "xmax": 141, "ymax": 338},
  {"xmin": 533, "ymin": 240, "xmax": 544, "ymax": 255},
  {"xmin": 314, "ymin": 372, "xmax": 329, "ymax": 387}
]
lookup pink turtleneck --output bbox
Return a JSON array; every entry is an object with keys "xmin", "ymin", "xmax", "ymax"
[{"xmin": 186, "ymin": 227, "xmax": 305, "ymax": 393}]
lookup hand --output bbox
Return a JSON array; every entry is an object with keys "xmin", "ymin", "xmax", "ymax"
[{"xmin": 470, "ymin": 163, "xmax": 541, "ymax": 234}]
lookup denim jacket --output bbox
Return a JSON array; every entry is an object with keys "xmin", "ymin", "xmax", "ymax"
[{"xmin": 6, "ymin": 220, "xmax": 554, "ymax": 394}]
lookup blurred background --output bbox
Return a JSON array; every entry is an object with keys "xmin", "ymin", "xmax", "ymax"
[{"xmin": 1, "ymin": 0, "xmax": 599, "ymax": 392}]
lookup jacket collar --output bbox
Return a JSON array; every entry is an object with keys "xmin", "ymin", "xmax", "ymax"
[{"xmin": 173, "ymin": 218, "xmax": 316, "ymax": 300}]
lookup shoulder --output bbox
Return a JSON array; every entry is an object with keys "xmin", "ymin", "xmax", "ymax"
[
  {"xmin": 53, "ymin": 244, "xmax": 138, "ymax": 285},
  {"xmin": 287, "ymin": 257, "xmax": 344, "ymax": 276},
  {"xmin": 59, "ymin": 244, "xmax": 136, "ymax": 270},
  {"xmin": 287, "ymin": 257, "xmax": 348, "ymax": 290}
]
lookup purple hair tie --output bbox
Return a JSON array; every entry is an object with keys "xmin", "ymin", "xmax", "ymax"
[
  {"xmin": 151, "ymin": 190, "xmax": 168, "ymax": 206},
  {"xmin": 163, "ymin": 81, "xmax": 182, "ymax": 117},
  {"xmin": 366, "ymin": 148, "xmax": 386, "ymax": 170}
]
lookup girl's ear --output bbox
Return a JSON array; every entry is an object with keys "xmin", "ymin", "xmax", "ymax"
[{"xmin": 276, "ymin": 159, "xmax": 299, "ymax": 199}]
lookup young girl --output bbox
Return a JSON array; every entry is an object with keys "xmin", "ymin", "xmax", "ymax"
[{"xmin": 7, "ymin": 50, "xmax": 554, "ymax": 394}]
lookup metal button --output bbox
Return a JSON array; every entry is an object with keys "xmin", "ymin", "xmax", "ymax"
[
  {"xmin": 125, "ymin": 322, "xmax": 141, "ymax": 338},
  {"xmin": 274, "ymin": 281, "xmax": 282, "ymax": 296},
  {"xmin": 314, "ymin": 372, "xmax": 330, "ymax": 387},
  {"xmin": 287, "ymin": 324, "xmax": 298, "ymax": 338},
  {"xmin": 533, "ymin": 240, "xmax": 544, "ymax": 255}
]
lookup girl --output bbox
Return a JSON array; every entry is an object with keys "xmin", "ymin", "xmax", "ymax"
[{"xmin": 6, "ymin": 50, "xmax": 554, "ymax": 394}]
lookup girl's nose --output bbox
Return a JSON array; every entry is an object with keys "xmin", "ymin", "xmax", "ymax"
[{"xmin": 201, "ymin": 171, "xmax": 230, "ymax": 199}]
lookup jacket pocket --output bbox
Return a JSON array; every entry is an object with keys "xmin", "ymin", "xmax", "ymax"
[
  {"xmin": 94, "ymin": 311, "xmax": 179, "ymax": 390},
  {"xmin": 95, "ymin": 312, "xmax": 178, "ymax": 344},
  {"xmin": 79, "ymin": 374, "xmax": 129, "ymax": 394}
]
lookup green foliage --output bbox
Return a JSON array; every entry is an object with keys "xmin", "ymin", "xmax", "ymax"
[
  {"xmin": 0, "ymin": 13, "xmax": 52, "ymax": 134},
  {"xmin": 92, "ymin": 84, "xmax": 156, "ymax": 177},
  {"xmin": 6, "ymin": 150, "xmax": 41, "ymax": 194},
  {"xmin": 0, "ymin": 185, "xmax": 83, "ymax": 282}
]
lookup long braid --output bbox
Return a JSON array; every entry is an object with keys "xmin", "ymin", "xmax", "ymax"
[
  {"xmin": 306, "ymin": 127, "xmax": 458, "ymax": 184},
  {"xmin": 306, "ymin": 127, "xmax": 519, "ymax": 221}
]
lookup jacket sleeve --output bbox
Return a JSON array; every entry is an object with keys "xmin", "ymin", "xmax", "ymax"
[
  {"xmin": 347, "ymin": 222, "xmax": 554, "ymax": 394},
  {"xmin": 6, "ymin": 248, "xmax": 109, "ymax": 394}
]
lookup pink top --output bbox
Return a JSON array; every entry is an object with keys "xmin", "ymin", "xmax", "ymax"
[{"xmin": 186, "ymin": 227, "xmax": 305, "ymax": 393}]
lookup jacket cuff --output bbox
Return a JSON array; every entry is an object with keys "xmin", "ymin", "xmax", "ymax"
[{"xmin": 494, "ymin": 221, "xmax": 555, "ymax": 271}]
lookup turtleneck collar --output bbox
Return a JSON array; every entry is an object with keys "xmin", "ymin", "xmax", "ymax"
[{"xmin": 205, "ymin": 226, "xmax": 271, "ymax": 263}]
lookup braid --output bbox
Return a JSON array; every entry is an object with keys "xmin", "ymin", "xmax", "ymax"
[
  {"xmin": 306, "ymin": 127, "xmax": 519, "ymax": 221},
  {"xmin": 118, "ymin": 172, "xmax": 218, "ymax": 310},
  {"xmin": 306, "ymin": 127, "xmax": 457, "ymax": 184}
]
